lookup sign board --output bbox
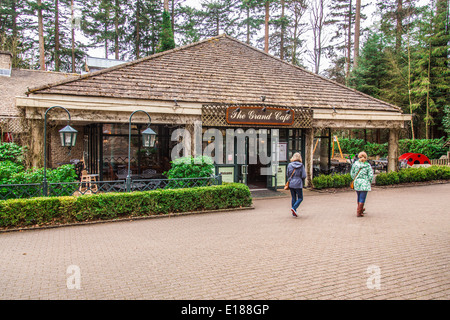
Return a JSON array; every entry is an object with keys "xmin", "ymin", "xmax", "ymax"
[
  {"xmin": 226, "ymin": 106, "xmax": 294, "ymax": 126},
  {"xmin": 217, "ymin": 166, "xmax": 235, "ymax": 183},
  {"xmin": 277, "ymin": 165, "xmax": 286, "ymax": 187},
  {"xmin": 278, "ymin": 142, "xmax": 287, "ymax": 162}
]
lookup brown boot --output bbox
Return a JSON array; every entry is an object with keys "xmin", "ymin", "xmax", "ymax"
[
  {"xmin": 357, "ymin": 203, "xmax": 364, "ymax": 217},
  {"xmin": 357, "ymin": 199, "xmax": 365, "ymax": 215}
]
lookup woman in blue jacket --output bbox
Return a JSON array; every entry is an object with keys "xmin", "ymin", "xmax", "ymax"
[{"xmin": 286, "ymin": 152, "xmax": 307, "ymax": 217}]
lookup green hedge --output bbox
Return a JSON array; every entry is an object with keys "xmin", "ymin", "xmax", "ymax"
[
  {"xmin": 0, "ymin": 183, "xmax": 252, "ymax": 229},
  {"xmin": 312, "ymin": 173, "xmax": 352, "ymax": 189},
  {"xmin": 334, "ymin": 137, "xmax": 447, "ymax": 159},
  {"xmin": 375, "ymin": 166, "xmax": 450, "ymax": 186},
  {"xmin": 312, "ymin": 165, "xmax": 450, "ymax": 189}
]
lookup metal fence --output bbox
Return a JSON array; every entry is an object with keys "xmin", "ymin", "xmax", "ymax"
[{"xmin": 0, "ymin": 175, "xmax": 223, "ymax": 201}]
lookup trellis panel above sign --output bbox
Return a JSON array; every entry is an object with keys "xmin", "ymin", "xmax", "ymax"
[{"xmin": 201, "ymin": 104, "xmax": 313, "ymax": 128}]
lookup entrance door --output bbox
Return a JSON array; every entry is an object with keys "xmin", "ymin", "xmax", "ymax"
[{"xmin": 236, "ymin": 129, "xmax": 272, "ymax": 190}]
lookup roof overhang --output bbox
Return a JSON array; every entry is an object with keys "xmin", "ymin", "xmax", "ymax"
[{"xmin": 16, "ymin": 94, "xmax": 411, "ymax": 129}]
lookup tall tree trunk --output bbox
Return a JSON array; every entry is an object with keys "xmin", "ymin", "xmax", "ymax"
[
  {"xmin": 114, "ymin": 0, "xmax": 119, "ymax": 59},
  {"xmin": 71, "ymin": 0, "xmax": 75, "ymax": 73},
  {"xmin": 407, "ymin": 34, "xmax": 415, "ymax": 140},
  {"xmin": 292, "ymin": 12, "xmax": 298, "ymax": 64},
  {"xmin": 136, "ymin": 0, "xmax": 140, "ymax": 59},
  {"xmin": 171, "ymin": 0, "xmax": 175, "ymax": 36},
  {"xmin": 395, "ymin": 0, "xmax": 403, "ymax": 51},
  {"xmin": 310, "ymin": 0, "xmax": 326, "ymax": 74},
  {"xmin": 265, "ymin": 0, "xmax": 269, "ymax": 53},
  {"xmin": 38, "ymin": 0, "xmax": 45, "ymax": 70},
  {"xmin": 280, "ymin": 0, "xmax": 285, "ymax": 60},
  {"xmin": 353, "ymin": 0, "xmax": 361, "ymax": 69},
  {"xmin": 104, "ymin": 4, "xmax": 109, "ymax": 59},
  {"xmin": 247, "ymin": 6, "xmax": 250, "ymax": 44},
  {"xmin": 55, "ymin": 0, "xmax": 60, "ymax": 71},
  {"xmin": 425, "ymin": 39, "xmax": 432, "ymax": 139},
  {"xmin": 346, "ymin": 0, "xmax": 352, "ymax": 83}
]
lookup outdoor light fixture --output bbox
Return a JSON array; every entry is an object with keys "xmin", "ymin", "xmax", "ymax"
[
  {"xmin": 286, "ymin": 109, "xmax": 291, "ymax": 114},
  {"xmin": 262, "ymin": 106, "xmax": 267, "ymax": 112},
  {"xmin": 261, "ymin": 95, "xmax": 266, "ymax": 102},
  {"xmin": 127, "ymin": 110, "xmax": 155, "ymax": 192},
  {"xmin": 59, "ymin": 124, "xmax": 78, "ymax": 147},
  {"xmin": 234, "ymin": 107, "xmax": 241, "ymax": 113},
  {"xmin": 43, "ymin": 106, "xmax": 77, "ymax": 196},
  {"xmin": 141, "ymin": 126, "xmax": 157, "ymax": 148}
]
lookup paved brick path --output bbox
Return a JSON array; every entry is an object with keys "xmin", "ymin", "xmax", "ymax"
[{"xmin": 0, "ymin": 183, "xmax": 449, "ymax": 300}]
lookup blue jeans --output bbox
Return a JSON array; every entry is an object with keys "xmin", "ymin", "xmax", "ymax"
[
  {"xmin": 290, "ymin": 188, "xmax": 303, "ymax": 211},
  {"xmin": 356, "ymin": 191, "xmax": 368, "ymax": 203}
]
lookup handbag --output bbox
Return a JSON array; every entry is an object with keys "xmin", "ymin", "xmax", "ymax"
[
  {"xmin": 284, "ymin": 169, "xmax": 296, "ymax": 190},
  {"xmin": 350, "ymin": 168, "xmax": 362, "ymax": 189}
]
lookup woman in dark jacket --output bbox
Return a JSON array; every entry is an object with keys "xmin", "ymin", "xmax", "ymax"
[{"xmin": 286, "ymin": 152, "xmax": 307, "ymax": 217}]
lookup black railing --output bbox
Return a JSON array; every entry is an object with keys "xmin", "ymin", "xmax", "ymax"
[{"xmin": 0, "ymin": 175, "xmax": 223, "ymax": 201}]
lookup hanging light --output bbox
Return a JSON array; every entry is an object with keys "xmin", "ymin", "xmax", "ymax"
[
  {"xmin": 142, "ymin": 126, "xmax": 157, "ymax": 148},
  {"xmin": 59, "ymin": 125, "xmax": 78, "ymax": 147}
]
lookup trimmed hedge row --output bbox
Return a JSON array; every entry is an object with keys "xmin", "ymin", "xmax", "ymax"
[
  {"xmin": 0, "ymin": 183, "xmax": 252, "ymax": 229},
  {"xmin": 312, "ymin": 173, "xmax": 352, "ymax": 190},
  {"xmin": 312, "ymin": 166, "xmax": 450, "ymax": 189},
  {"xmin": 375, "ymin": 165, "xmax": 450, "ymax": 185}
]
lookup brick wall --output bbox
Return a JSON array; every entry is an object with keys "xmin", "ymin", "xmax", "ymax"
[{"xmin": 48, "ymin": 125, "xmax": 84, "ymax": 168}]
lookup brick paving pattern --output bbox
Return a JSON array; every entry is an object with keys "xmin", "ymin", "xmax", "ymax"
[{"xmin": 0, "ymin": 183, "xmax": 449, "ymax": 300}]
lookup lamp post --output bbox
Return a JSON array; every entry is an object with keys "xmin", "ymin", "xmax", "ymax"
[
  {"xmin": 127, "ymin": 110, "xmax": 156, "ymax": 192},
  {"xmin": 43, "ymin": 106, "xmax": 78, "ymax": 196}
]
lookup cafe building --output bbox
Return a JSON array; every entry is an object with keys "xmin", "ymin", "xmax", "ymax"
[{"xmin": 15, "ymin": 34, "xmax": 411, "ymax": 189}]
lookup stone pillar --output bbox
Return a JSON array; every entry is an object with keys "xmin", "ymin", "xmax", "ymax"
[
  {"xmin": 304, "ymin": 128, "xmax": 314, "ymax": 187},
  {"xmin": 388, "ymin": 128, "xmax": 399, "ymax": 172},
  {"xmin": 26, "ymin": 119, "xmax": 45, "ymax": 169}
]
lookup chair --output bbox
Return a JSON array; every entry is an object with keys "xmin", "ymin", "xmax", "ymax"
[
  {"xmin": 142, "ymin": 168, "xmax": 157, "ymax": 179},
  {"xmin": 80, "ymin": 170, "xmax": 98, "ymax": 194},
  {"xmin": 117, "ymin": 169, "xmax": 128, "ymax": 180}
]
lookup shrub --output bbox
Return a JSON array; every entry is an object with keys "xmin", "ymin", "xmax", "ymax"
[
  {"xmin": 375, "ymin": 171, "xmax": 399, "ymax": 185},
  {"xmin": 0, "ymin": 142, "xmax": 26, "ymax": 165},
  {"xmin": 5, "ymin": 164, "xmax": 77, "ymax": 184},
  {"xmin": 166, "ymin": 155, "xmax": 215, "ymax": 179},
  {"xmin": 0, "ymin": 183, "xmax": 252, "ymax": 229},
  {"xmin": 312, "ymin": 173, "xmax": 352, "ymax": 189},
  {"xmin": 375, "ymin": 165, "xmax": 450, "ymax": 186},
  {"xmin": 334, "ymin": 138, "xmax": 447, "ymax": 159},
  {"xmin": 0, "ymin": 161, "xmax": 24, "ymax": 183}
]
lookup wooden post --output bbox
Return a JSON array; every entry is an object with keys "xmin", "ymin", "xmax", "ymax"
[
  {"xmin": 304, "ymin": 128, "xmax": 314, "ymax": 187},
  {"xmin": 388, "ymin": 128, "xmax": 399, "ymax": 172}
]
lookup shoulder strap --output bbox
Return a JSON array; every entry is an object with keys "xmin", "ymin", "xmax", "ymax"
[
  {"xmin": 353, "ymin": 168, "xmax": 362, "ymax": 181},
  {"xmin": 288, "ymin": 168, "xmax": 296, "ymax": 180}
]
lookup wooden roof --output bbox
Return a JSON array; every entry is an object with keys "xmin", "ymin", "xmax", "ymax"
[{"xmin": 28, "ymin": 34, "xmax": 402, "ymax": 113}]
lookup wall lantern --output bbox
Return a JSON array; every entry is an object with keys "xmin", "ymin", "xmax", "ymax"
[
  {"xmin": 141, "ymin": 126, "xmax": 157, "ymax": 148},
  {"xmin": 59, "ymin": 125, "xmax": 78, "ymax": 147}
]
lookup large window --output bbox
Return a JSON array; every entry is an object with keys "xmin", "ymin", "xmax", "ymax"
[{"xmin": 81, "ymin": 123, "xmax": 180, "ymax": 181}]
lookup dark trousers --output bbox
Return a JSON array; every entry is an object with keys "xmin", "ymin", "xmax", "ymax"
[
  {"xmin": 356, "ymin": 191, "xmax": 368, "ymax": 203},
  {"xmin": 290, "ymin": 188, "xmax": 303, "ymax": 211}
]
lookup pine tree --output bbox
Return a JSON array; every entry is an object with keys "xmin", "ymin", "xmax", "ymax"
[
  {"xmin": 197, "ymin": 0, "xmax": 241, "ymax": 38},
  {"xmin": 175, "ymin": 4, "xmax": 203, "ymax": 45},
  {"xmin": 349, "ymin": 31, "xmax": 388, "ymax": 98},
  {"xmin": 157, "ymin": 10, "xmax": 176, "ymax": 52},
  {"xmin": 0, "ymin": 0, "xmax": 34, "ymax": 68},
  {"xmin": 239, "ymin": 0, "xmax": 265, "ymax": 46}
]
